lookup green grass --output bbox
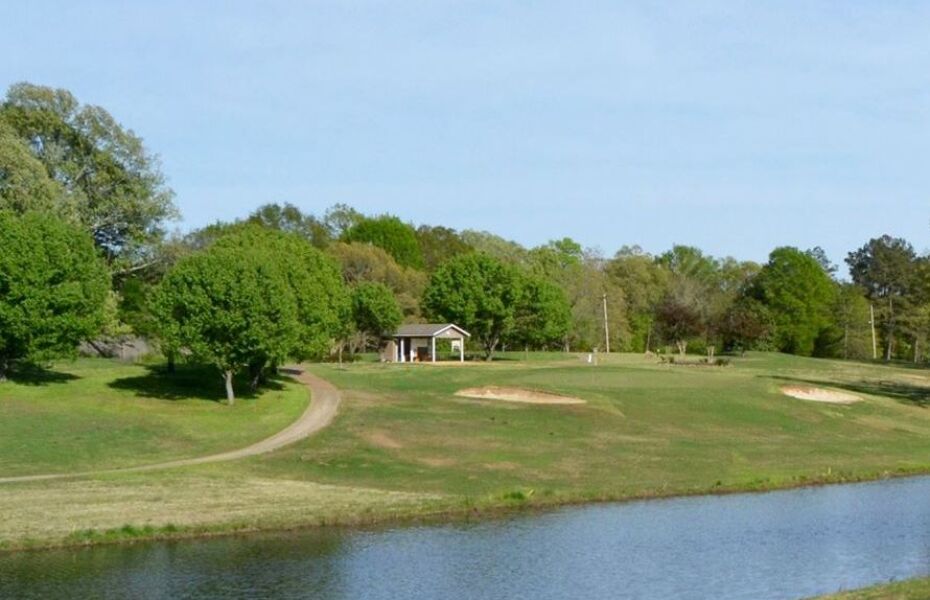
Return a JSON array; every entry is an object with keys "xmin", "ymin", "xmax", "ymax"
[
  {"xmin": 0, "ymin": 358, "xmax": 309, "ymax": 476},
  {"xmin": 240, "ymin": 352, "xmax": 930, "ymax": 500},
  {"xmin": 814, "ymin": 577, "xmax": 930, "ymax": 599},
  {"xmin": 4, "ymin": 351, "xmax": 930, "ymax": 550}
]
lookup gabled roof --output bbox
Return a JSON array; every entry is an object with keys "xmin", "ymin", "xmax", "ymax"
[{"xmin": 394, "ymin": 323, "xmax": 471, "ymax": 338}]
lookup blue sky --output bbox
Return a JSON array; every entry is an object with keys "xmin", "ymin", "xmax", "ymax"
[{"xmin": 3, "ymin": 1, "xmax": 928, "ymax": 268}]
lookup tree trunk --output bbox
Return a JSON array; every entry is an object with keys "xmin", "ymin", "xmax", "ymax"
[
  {"xmin": 676, "ymin": 339, "xmax": 687, "ymax": 357},
  {"xmin": 223, "ymin": 370, "xmax": 235, "ymax": 405},
  {"xmin": 0, "ymin": 357, "xmax": 8, "ymax": 382},
  {"xmin": 167, "ymin": 351, "xmax": 176, "ymax": 374},
  {"xmin": 248, "ymin": 360, "xmax": 266, "ymax": 392},
  {"xmin": 86, "ymin": 339, "xmax": 111, "ymax": 357},
  {"xmin": 484, "ymin": 337, "xmax": 498, "ymax": 361},
  {"xmin": 885, "ymin": 296, "xmax": 894, "ymax": 361}
]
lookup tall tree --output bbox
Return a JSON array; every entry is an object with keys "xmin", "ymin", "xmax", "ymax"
[
  {"xmin": 416, "ymin": 225, "xmax": 471, "ymax": 271},
  {"xmin": 846, "ymin": 235, "xmax": 917, "ymax": 360},
  {"xmin": 750, "ymin": 247, "xmax": 837, "ymax": 356},
  {"xmin": 655, "ymin": 279, "xmax": 706, "ymax": 356},
  {"xmin": 607, "ymin": 247, "xmax": 670, "ymax": 352},
  {"xmin": 212, "ymin": 226, "xmax": 350, "ymax": 368},
  {"xmin": 508, "ymin": 275, "xmax": 572, "ymax": 349},
  {"xmin": 422, "ymin": 253, "xmax": 523, "ymax": 360},
  {"xmin": 1, "ymin": 83, "xmax": 176, "ymax": 271},
  {"xmin": 350, "ymin": 282, "xmax": 403, "ymax": 351},
  {"xmin": 151, "ymin": 243, "xmax": 299, "ymax": 404},
  {"xmin": 343, "ymin": 215, "xmax": 424, "ymax": 269},
  {"xmin": 328, "ymin": 241, "xmax": 426, "ymax": 319},
  {"xmin": 0, "ymin": 211, "xmax": 109, "ymax": 379},
  {"xmin": 248, "ymin": 202, "xmax": 331, "ymax": 248},
  {"xmin": 459, "ymin": 230, "xmax": 529, "ymax": 265},
  {"xmin": 718, "ymin": 297, "xmax": 773, "ymax": 355},
  {"xmin": 0, "ymin": 121, "xmax": 65, "ymax": 215}
]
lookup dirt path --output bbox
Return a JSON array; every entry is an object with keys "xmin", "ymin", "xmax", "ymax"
[{"xmin": 0, "ymin": 367, "xmax": 339, "ymax": 485}]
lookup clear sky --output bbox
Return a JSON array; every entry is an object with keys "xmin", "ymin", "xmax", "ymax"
[{"xmin": 3, "ymin": 1, "xmax": 928, "ymax": 268}]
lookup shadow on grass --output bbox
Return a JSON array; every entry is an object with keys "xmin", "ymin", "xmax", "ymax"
[
  {"xmin": 4, "ymin": 364, "xmax": 80, "ymax": 386},
  {"xmin": 108, "ymin": 364, "xmax": 285, "ymax": 403},
  {"xmin": 772, "ymin": 375, "xmax": 930, "ymax": 408}
]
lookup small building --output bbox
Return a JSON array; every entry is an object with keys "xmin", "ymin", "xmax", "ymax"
[{"xmin": 385, "ymin": 323, "xmax": 470, "ymax": 363}]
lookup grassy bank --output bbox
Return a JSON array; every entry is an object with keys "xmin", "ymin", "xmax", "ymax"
[
  {"xmin": 3, "ymin": 352, "xmax": 930, "ymax": 550},
  {"xmin": 0, "ymin": 359, "xmax": 309, "ymax": 476},
  {"xmin": 814, "ymin": 577, "xmax": 930, "ymax": 599}
]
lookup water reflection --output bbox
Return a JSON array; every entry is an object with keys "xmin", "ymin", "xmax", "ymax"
[{"xmin": 2, "ymin": 477, "xmax": 930, "ymax": 599}]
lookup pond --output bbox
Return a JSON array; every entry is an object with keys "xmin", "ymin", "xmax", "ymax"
[{"xmin": 2, "ymin": 476, "xmax": 930, "ymax": 599}]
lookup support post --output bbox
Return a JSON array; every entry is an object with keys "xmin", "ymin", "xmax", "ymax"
[
  {"xmin": 602, "ymin": 293, "xmax": 610, "ymax": 354},
  {"xmin": 459, "ymin": 337, "xmax": 464, "ymax": 362},
  {"xmin": 400, "ymin": 338, "xmax": 405, "ymax": 363},
  {"xmin": 431, "ymin": 337, "xmax": 436, "ymax": 362}
]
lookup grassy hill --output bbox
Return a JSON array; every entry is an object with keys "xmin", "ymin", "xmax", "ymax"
[
  {"xmin": 2, "ymin": 352, "xmax": 930, "ymax": 549},
  {"xmin": 0, "ymin": 359, "xmax": 309, "ymax": 476}
]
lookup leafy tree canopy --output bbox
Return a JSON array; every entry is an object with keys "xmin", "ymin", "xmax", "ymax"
[
  {"xmin": 508, "ymin": 275, "xmax": 572, "ymax": 349},
  {"xmin": 0, "ymin": 211, "xmax": 109, "ymax": 378},
  {"xmin": 151, "ymin": 242, "xmax": 299, "ymax": 404},
  {"xmin": 328, "ymin": 241, "xmax": 426, "ymax": 318},
  {"xmin": 416, "ymin": 225, "xmax": 471, "ymax": 271},
  {"xmin": 343, "ymin": 214, "xmax": 424, "ymax": 269},
  {"xmin": 0, "ymin": 121, "xmax": 65, "ymax": 215},
  {"xmin": 248, "ymin": 202, "xmax": 331, "ymax": 248},
  {"xmin": 422, "ymin": 253, "xmax": 523, "ymax": 359},
  {"xmin": 351, "ymin": 282, "xmax": 403, "ymax": 339},
  {"xmin": 0, "ymin": 83, "xmax": 176, "ymax": 269},
  {"xmin": 750, "ymin": 247, "xmax": 837, "ymax": 356},
  {"xmin": 212, "ymin": 225, "xmax": 350, "ymax": 362}
]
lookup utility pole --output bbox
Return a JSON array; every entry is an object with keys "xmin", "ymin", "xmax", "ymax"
[
  {"xmin": 602, "ymin": 293, "xmax": 610, "ymax": 353},
  {"xmin": 869, "ymin": 303, "xmax": 877, "ymax": 360}
]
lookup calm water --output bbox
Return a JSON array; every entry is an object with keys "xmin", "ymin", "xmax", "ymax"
[{"xmin": 3, "ymin": 477, "xmax": 930, "ymax": 599}]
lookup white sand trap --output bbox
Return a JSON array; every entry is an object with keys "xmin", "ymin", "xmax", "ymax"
[
  {"xmin": 781, "ymin": 385, "xmax": 861, "ymax": 404},
  {"xmin": 455, "ymin": 386, "xmax": 586, "ymax": 405}
]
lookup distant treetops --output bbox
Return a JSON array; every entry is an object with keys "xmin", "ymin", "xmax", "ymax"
[{"xmin": 1, "ymin": 81, "xmax": 928, "ymax": 400}]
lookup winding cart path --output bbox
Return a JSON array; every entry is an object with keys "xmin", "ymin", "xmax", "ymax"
[{"xmin": 0, "ymin": 367, "xmax": 339, "ymax": 484}]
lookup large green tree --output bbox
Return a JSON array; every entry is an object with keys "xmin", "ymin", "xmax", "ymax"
[
  {"xmin": 655, "ymin": 279, "xmax": 707, "ymax": 356},
  {"xmin": 212, "ymin": 226, "xmax": 350, "ymax": 367},
  {"xmin": 0, "ymin": 121, "xmax": 64, "ymax": 215},
  {"xmin": 328, "ymin": 241, "xmax": 427, "ymax": 319},
  {"xmin": 1, "ymin": 83, "xmax": 176, "ymax": 270},
  {"xmin": 351, "ymin": 282, "xmax": 403, "ymax": 349},
  {"xmin": 846, "ymin": 235, "xmax": 917, "ymax": 360},
  {"xmin": 248, "ymin": 202, "xmax": 331, "ymax": 248},
  {"xmin": 343, "ymin": 215, "xmax": 424, "ymax": 269},
  {"xmin": 151, "ymin": 244, "xmax": 299, "ymax": 404},
  {"xmin": 508, "ymin": 275, "xmax": 572, "ymax": 349},
  {"xmin": 416, "ymin": 225, "xmax": 471, "ymax": 271},
  {"xmin": 0, "ymin": 211, "xmax": 109, "ymax": 379},
  {"xmin": 608, "ymin": 247, "xmax": 670, "ymax": 352},
  {"xmin": 750, "ymin": 247, "xmax": 837, "ymax": 356},
  {"xmin": 422, "ymin": 253, "xmax": 523, "ymax": 359},
  {"xmin": 530, "ymin": 243, "xmax": 628, "ymax": 352}
]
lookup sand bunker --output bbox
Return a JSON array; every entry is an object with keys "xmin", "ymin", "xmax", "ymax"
[
  {"xmin": 780, "ymin": 386, "xmax": 861, "ymax": 404},
  {"xmin": 455, "ymin": 386, "xmax": 586, "ymax": 405}
]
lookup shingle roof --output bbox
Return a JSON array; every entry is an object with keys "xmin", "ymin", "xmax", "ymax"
[{"xmin": 394, "ymin": 323, "xmax": 470, "ymax": 338}]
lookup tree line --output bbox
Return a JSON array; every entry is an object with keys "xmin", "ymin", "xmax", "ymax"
[{"xmin": 1, "ymin": 82, "xmax": 927, "ymax": 400}]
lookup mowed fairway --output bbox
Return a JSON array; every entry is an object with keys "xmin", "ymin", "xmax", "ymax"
[
  {"xmin": 0, "ymin": 359, "xmax": 309, "ymax": 477},
  {"xmin": 243, "ymin": 352, "xmax": 930, "ymax": 499},
  {"xmin": 4, "ymin": 352, "xmax": 930, "ymax": 549}
]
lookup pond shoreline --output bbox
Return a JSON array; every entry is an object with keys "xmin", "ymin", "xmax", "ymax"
[{"xmin": 4, "ymin": 464, "xmax": 929, "ymax": 554}]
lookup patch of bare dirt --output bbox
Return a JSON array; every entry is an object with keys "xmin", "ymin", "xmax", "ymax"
[
  {"xmin": 455, "ymin": 386, "xmax": 586, "ymax": 405},
  {"xmin": 364, "ymin": 431, "xmax": 403, "ymax": 449},
  {"xmin": 780, "ymin": 385, "xmax": 861, "ymax": 404}
]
